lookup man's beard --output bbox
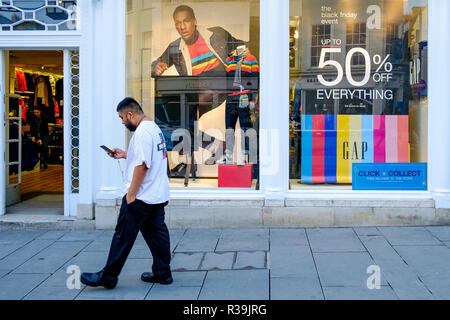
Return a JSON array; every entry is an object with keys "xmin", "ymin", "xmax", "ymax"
[{"xmin": 125, "ymin": 122, "xmax": 137, "ymax": 132}]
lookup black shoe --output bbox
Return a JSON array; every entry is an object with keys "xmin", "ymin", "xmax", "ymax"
[
  {"xmin": 141, "ymin": 272, "xmax": 173, "ymax": 285},
  {"xmin": 80, "ymin": 270, "xmax": 118, "ymax": 289}
]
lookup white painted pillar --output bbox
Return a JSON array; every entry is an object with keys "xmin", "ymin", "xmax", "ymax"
[
  {"xmin": 429, "ymin": 0, "xmax": 450, "ymax": 208},
  {"xmin": 77, "ymin": 0, "xmax": 95, "ymax": 214},
  {"xmin": 0, "ymin": 50, "xmax": 5, "ymax": 216},
  {"xmin": 259, "ymin": 0, "xmax": 290, "ymax": 204},
  {"xmin": 94, "ymin": 0, "xmax": 127, "ymax": 200}
]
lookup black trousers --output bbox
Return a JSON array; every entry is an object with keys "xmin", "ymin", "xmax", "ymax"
[{"xmin": 103, "ymin": 196, "xmax": 171, "ymax": 279}]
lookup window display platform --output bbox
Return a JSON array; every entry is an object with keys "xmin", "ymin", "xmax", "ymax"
[{"xmin": 170, "ymin": 178, "xmax": 258, "ymax": 189}]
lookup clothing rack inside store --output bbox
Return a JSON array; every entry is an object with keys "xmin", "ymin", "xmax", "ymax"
[{"xmin": 15, "ymin": 67, "xmax": 64, "ymax": 79}]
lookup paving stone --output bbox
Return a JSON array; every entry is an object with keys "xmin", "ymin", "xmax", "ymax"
[
  {"xmin": 394, "ymin": 245, "xmax": 450, "ymax": 299},
  {"xmin": 359, "ymin": 236, "xmax": 434, "ymax": 300},
  {"xmin": 416, "ymin": 274, "xmax": 450, "ymax": 300},
  {"xmin": 271, "ymin": 277, "xmax": 323, "ymax": 300},
  {"xmin": 154, "ymin": 271, "xmax": 206, "ymax": 287},
  {"xmin": 0, "ymin": 240, "xmax": 54, "ymax": 270},
  {"xmin": 0, "ymin": 242, "xmax": 23, "ymax": 260},
  {"xmin": 146, "ymin": 286, "xmax": 201, "ymax": 300},
  {"xmin": 0, "ymin": 269, "xmax": 10, "ymax": 279},
  {"xmin": 200, "ymin": 252, "xmax": 235, "ymax": 270},
  {"xmin": 0, "ymin": 273, "xmax": 50, "ymax": 300},
  {"xmin": 83, "ymin": 238, "xmax": 112, "ymax": 252},
  {"xmin": 394, "ymin": 245, "xmax": 450, "ymax": 277},
  {"xmin": 0, "ymin": 230, "xmax": 45, "ymax": 244},
  {"xmin": 323, "ymin": 286, "xmax": 398, "ymax": 300},
  {"xmin": 426, "ymin": 226, "xmax": 450, "ymax": 242},
  {"xmin": 314, "ymin": 252, "xmax": 387, "ymax": 287},
  {"xmin": 36, "ymin": 231, "xmax": 67, "ymax": 240},
  {"xmin": 23, "ymin": 285, "xmax": 81, "ymax": 300},
  {"xmin": 307, "ymin": 228, "xmax": 366, "ymax": 252},
  {"xmin": 270, "ymin": 245, "xmax": 318, "ymax": 278},
  {"xmin": 63, "ymin": 251, "xmax": 109, "ymax": 272},
  {"xmin": 379, "ymin": 227, "xmax": 442, "ymax": 246},
  {"xmin": 199, "ymin": 270, "xmax": 269, "ymax": 300},
  {"xmin": 354, "ymin": 227, "xmax": 382, "ymax": 237},
  {"xmin": 169, "ymin": 229, "xmax": 186, "ymax": 253},
  {"xmin": 175, "ymin": 229, "xmax": 222, "ymax": 253},
  {"xmin": 216, "ymin": 229, "xmax": 269, "ymax": 252},
  {"xmin": 13, "ymin": 241, "xmax": 90, "ymax": 274},
  {"xmin": 58, "ymin": 230, "xmax": 106, "ymax": 242},
  {"xmin": 270, "ymin": 229, "xmax": 308, "ymax": 247},
  {"xmin": 234, "ymin": 252, "xmax": 266, "ymax": 270},
  {"xmin": 171, "ymin": 253, "xmax": 204, "ymax": 271}
]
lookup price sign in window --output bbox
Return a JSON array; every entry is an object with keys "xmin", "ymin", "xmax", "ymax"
[{"xmin": 289, "ymin": 0, "xmax": 428, "ymax": 189}]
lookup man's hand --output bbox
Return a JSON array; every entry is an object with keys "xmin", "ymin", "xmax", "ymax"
[
  {"xmin": 111, "ymin": 148, "xmax": 127, "ymax": 160},
  {"xmin": 154, "ymin": 62, "xmax": 169, "ymax": 76},
  {"xmin": 37, "ymin": 139, "xmax": 43, "ymax": 146},
  {"xmin": 126, "ymin": 193, "xmax": 136, "ymax": 205},
  {"xmin": 32, "ymin": 137, "xmax": 36, "ymax": 143},
  {"xmin": 126, "ymin": 164, "xmax": 148, "ymax": 205}
]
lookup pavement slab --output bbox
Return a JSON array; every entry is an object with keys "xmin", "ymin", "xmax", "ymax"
[
  {"xmin": 171, "ymin": 252, "xmax": 204, "ymax": 271},
  {"xmin": 393, "ymin": 245, "xmax": 450, "ymax": 299},
  {"xmin": 146, "ymin": 286, "xmax": 201, "ymax": 300},
  {"xmin": 216, "ymin": 229, "xmax": 269, "ymax": 252},
  {"xmin": 314, "ymin": 252, "xmax": 387, "ymax": 287},
  {"xmin": 0, "ymin": 230, "xmax": 45, "ymax": 244},
  {"xmin": 270, "ymin": 245, "xmax": 317, "ymax": 278},
  {"xmin": 175, "ymin": 229, "xmax": 222, "ymax": 253},
  {"xmin": 378, "ymin": 227, "xmax": 442, "ymax": 246},
  {"xmin": 425, "ymin": 226, "xmax": 450, "ymax": 242},
  {"xmin": 0, "ymin": 242, "xmax": 24, "ymax": 260},
  {"xmin": 0, "ymin": 240, "xmax": 55, "ymax": 270},
  {"xmin": 200, "ymin": 252, "xmax": 235, "ymax": 270},
  {"xmin": 270, "ymin": 277, "xmax": 323, "ymax": 300},
  {"xmin": 323, "ymin": 285, "xmax": 398, "ymax": 300},
  {"xmin": 270, "ymin": 229, "xmax": 308, "ymax": 247},
  {"xmin": 234, "ymin": 252, "xmax": 266, "ymax": 270},
  {"xmin": 23, "ymin": 285, "xmax": 81, "ymax": 300},
  {"xmin": 307, "ymin": 228, "xmax": 366, "ymax": 253},
  {"xmin": 199, "ymin": 269, "xmax": 269, "ymax": 300},
  {"xmin": 13, "ymin": 241, "xmax": 90, "ymax": 274},
  {"xmin": 0, "ymin": 273, "xmax": 50, "ymax": 300},
  {"xmin": 359, "ymin": 235, "xmax": 434, "ymax": 300}
]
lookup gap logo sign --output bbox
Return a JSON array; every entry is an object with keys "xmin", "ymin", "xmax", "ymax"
[
  {"xmin": 352, "ymin": 163, "xmax": 427, "ymax": 190},
  {"xmin": 301, "ymin": 114, "xmax": 409, "ymax": 184}
]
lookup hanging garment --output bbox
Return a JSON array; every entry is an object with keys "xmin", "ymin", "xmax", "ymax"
[
  {"xmin": 53, "ymin": 98, "xmax": 60, "ymax": 118},
  {"xmin": 24, "ymin": 72, "xmax": 35, "ymax": 92},
  {"xmin": 34, "ymin": 76, "xmax": 49, "ymax": 106},
  {"xmin": 19, "ymin": 99, "xmax": 26, "ymax": 122},
  {"xmin": 15, "ymin": 70, "xmax": 27, "ymax": 92}
]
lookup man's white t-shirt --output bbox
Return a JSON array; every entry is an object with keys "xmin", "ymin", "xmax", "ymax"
[{"xmin": 124, "ymin": 120, "xmax": 170, "ymax": 204}]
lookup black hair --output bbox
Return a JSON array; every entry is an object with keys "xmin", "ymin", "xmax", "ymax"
[
  {"xmin": 173, "ymin": 5, "xmax": 196, "ymax": 20},
  {"xmin": 116, "ymin": 97, "xmax": 143, "ymax": 114}
]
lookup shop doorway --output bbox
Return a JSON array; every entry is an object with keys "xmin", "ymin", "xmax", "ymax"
[{"xmin": 4, "ymin": 50, "xmax": 64, "ymax": 215}]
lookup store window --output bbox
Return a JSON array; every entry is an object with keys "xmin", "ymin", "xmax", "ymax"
[
  {"xmin": 126, "ymin": 1, "xmax": 260, "ymax": 189},
  {"xmin": 0, "ymin": 1, "xmax": 78, "ymax": 31},
  {"xmin": 289, "ymin": 0, "xmax": 428, "ymax": 191}
]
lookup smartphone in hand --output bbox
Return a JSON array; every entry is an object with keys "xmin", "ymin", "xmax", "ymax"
[{"xmin": 100, "ymin": 145, "xmax": 115, "ymax": 157}]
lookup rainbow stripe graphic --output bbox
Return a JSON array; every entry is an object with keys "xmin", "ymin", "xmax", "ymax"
[{"xmin": 301, "ymin": 115, "xmax": 410, "ymax": 184}]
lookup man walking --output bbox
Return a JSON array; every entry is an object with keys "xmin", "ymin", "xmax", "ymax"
[{"xmin": 80, "ymin": 98, "xmax": 172, "ymax": 289}]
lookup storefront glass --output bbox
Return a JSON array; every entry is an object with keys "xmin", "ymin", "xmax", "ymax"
[
  {"xmin": 289, "ymin": 0, "xmax": 428, "ymax": 191},
  {"xmin": 126, "ymin": 0, "xmax": 260, "ymax": 189},
  {"xmin": 0, "ymin": 1, "xmax": 78, "ymax": 31}
]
